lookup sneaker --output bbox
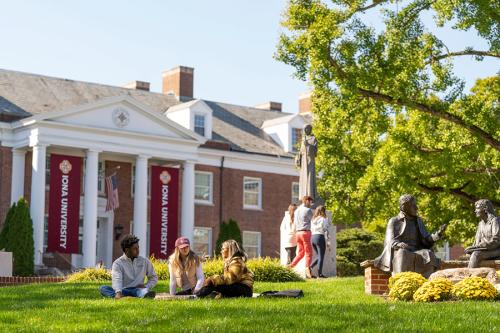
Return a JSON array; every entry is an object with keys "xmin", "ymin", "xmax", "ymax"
[
  {"xmin": 305, "ymin": 267, "xmax": 313, "ymax": 279},
  {"xmin": 207, "ymin": 291, "xmax": 222, "ymax": 299},
  {"xmin": 144, "ymin": 291, "xmax": 156, "ymax": 299}
]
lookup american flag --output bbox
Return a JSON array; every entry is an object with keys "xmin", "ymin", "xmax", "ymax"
[{"xmin": 105, "ymin": 174, "xmax": 119, "ymax": 211}]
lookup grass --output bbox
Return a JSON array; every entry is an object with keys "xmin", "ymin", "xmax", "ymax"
[{"xmin": 0, "ymin": 277, "xmax": 499, "ymax": 332}]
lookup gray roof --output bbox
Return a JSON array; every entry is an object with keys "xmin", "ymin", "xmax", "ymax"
[{"xmin": 0, "ymin": 69, "xmax": 293, "ymax": 157}]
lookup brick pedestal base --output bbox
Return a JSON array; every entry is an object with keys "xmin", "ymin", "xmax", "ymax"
[
  {"xmin": 363, "ymin": 264, "xmax": 390, "ymax": 295},
  {"xmin": 0, "ymin": 276, "xmax": 65, "ymax": 287}
]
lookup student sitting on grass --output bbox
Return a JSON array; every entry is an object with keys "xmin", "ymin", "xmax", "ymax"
[
  {"xmin": 169, "ymin": 236, "xmax": 205, "ymax": 295},
  {"xmin": 99, "ymin": 234, "xmax": 158, "ymax": 299},
  {"xmin": 196, "ymin": 240, "xmax": 254, "ymax": 298}
]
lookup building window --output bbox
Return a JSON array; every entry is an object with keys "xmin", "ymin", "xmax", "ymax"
[
  {"xmin": 243, "ymin": 177, "xmax": 262, "ymax": 209},
  {"xmin": 291, "ymin": 128, "xmax": 302, "ymax": 152},
  {"xmin": 195, "ymin": 171, "xmax": 213, "ymax": 204},
  {"xmin": 194, "ymin": 115, "xmax": 205, "ymax": 136},
  {"xmin": 243, "ymin": 231, "xmax": 261, "ymax": 258},
  {"xmin": 193, "ymin": 227, "xmax": 212, "ymax": 257},
  {"xmin": 98, "ymin": 161, "xmax": 105, "ymax": 194},
  {"xmin": 291, "ymin": 182, "xmax": 300, "ymax": 204}
]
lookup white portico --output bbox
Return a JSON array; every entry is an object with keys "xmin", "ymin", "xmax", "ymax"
[{"xmin": 0, "ymin": 96, "xmax": 205, "ymax": 267}]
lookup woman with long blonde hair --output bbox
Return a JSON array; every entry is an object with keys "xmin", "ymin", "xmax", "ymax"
[
  {"xmin": 168, "ymin": 237, "xmax": 205, "ymax": 295},
  {"xmin": 310, "ymin": 205, "xmax": 329, "ymax": 278},
  {"xmin": 195, "ymin": 239, "xmax": 253, "ymax": 298}
]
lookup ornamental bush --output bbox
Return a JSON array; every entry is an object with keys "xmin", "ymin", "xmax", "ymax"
[
  {"xmin": 247, "ymin": 257, "xmax": 303, "ymax": 282},
  {"xmin": 0, "ymin": 199, "xmax": 34, "ymax": 276},
  {"xmin": 452, "ymin": 277, "xmax": 497, "ymax": 301},
  {"xmin": 388, "ymin": 272, "xmax": 427, "ymax": 301},
  {"xmin": 65, "ymin": 268, "xmax": 111, "ymax": 282},
  {"xmin": 215, "ymin": 219, "xmax": 242, "ymax": 256},
  {"xmin": 336, "ymin": 228, "xmax": 383, "ymax": 276},
  {"xmin": 150, "ymin": 256, "xmax": 169, "ymax": 280},
  {"xmin": 413, "ymin": 278, "xmax": 453, "ymax": 302}
]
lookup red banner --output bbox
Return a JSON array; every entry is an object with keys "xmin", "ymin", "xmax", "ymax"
[
  {"xmin": 47, "ymin": 154, "xmax": 82, "ymax": 253},
  {"xmin": 149, "ymin": 166, "xmax": 179, "ymax": 259}
]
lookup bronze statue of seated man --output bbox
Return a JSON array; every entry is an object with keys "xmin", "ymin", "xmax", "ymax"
[
  {"xmin": 465, "ymin": 199, "xmax": 500, "ymax": 268},
  {"xmin": 374, "ymin": 194, "xmax": 446, "ymax": 278}
]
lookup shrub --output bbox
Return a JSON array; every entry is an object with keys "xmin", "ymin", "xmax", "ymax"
[
  {"xmin": 388, "ymin": 272, "xmax": 427, "ymax": 301},
  {"xmin": 202, "ymin": 257, "xmax": 303, "ymax": 282},
  {"xmin": 452, "ymin": 277, "xmax": 497, "ymax": 301},
  {"xmin": 413, "ymin": 278, "xmax": 453, "ymax": 302},
  {"xmin": 336, "ymin": 255, "xmax": 359, "ymax": 277},
  {"xmin": 336, "ymin": 228, "xmax": 383, "ymax": 276},
  {"xmin": 65, "ymin": 268, "xmax": 111, "ymax": 282},
  {"xmin": 0, "ymin": 199, "xmax": 34, "ymax": 276},
  {"xmin": 150, "ymin": 256, "xmax": 169, "ymax": 280},
  {"xmin": 215, "ymin": 219, "xmax": 242, "ymax": 255},
  {"xmin": 247, "ymin": 257, "xmax": 303, "ymax": 282}
]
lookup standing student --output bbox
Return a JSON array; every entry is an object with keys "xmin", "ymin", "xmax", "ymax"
[
  {"xmin": 311, "ymin": 205, "xmax": 329, "ymax": 278},
  {"xmin": 289, "ymin": 196, "xmax": 314, "ymax": 278},
  {"xmin": 99, "ymin": 234, "xmax": 158, "ymax": 299},
  {"xmin": 196, "ymin": 240, "xmax": 254, "ymax": 298},
  {"xmin": 169, "ymin": 237, "xmax": 205, "ymax": 295},
  {"xmin": 282, "ymin": 203, "xmax": 298, "ymax": 265}
]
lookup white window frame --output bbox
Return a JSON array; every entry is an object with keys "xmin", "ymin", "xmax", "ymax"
[
  {"xmin": 193, "ymin": 227, "xmax": 213, "ymax": 257},
  {"xmin": 291, "ymin": 182, "xmax": 300, "ymax": 204},
  {"xmin": 243, "ymin": 177, "xmax": 262, "ymax": 210},
  {"xmin": 242, "ymin": 231, "xmax": 261, "ymax": 258},
  {"xmin": 194, "ymin": 114, "xmax": 206, "ymax": 137},
  {"xmin": 195, "ymin": 171, "xmax": 213, "ymax": 205}
]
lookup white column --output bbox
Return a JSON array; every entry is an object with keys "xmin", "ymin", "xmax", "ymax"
[
  {"xmin": 181, "ymin": 160, "xmax": 195, "ymax": 243},
  {"xmin": 30, "ymin": 144, "xmax": 48, "ymax": 266},
  {"xmin": 133, "ymin": 155, "xmax": 149, "ymax": 257},
  {"xmin": 82, "ymin": 149, "xmax": 100, "ymax": 267},
  {"xmin": 11, "ymin": 149, "xmax": 26, "ymax": 204}
]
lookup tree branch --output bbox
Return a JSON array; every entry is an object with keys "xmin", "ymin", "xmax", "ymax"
[
  {"xmin": 427, "ymin": 50, "xmax": 500, "ymax": 64},
  {"xmin": 356, "ymin": 88, "xmax": 500, "ymax": 152},
  {"xmin": 416, "ymin": 181, "xmax": 500, "ymax": 207}
]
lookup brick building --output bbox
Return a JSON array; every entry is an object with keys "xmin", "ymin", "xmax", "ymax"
[{"xmin": 0, "ymin": 66, "xmax": 314, "ymax": 270}]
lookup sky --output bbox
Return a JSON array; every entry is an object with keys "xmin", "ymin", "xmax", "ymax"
[{"xmin": 0, "ymin": 1, "xmax": 497, "ymax": 114}]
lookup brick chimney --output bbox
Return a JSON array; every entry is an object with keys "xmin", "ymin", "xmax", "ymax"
[
  {"xmin": 162, "ymin": 66, "xmax": 194, "ymax": 100},
  {"xmin": 123, "ymin": 80, "xmax": 150, "ymax": 91},
  {"xmin": 255, "ymin": 101, "xmax": 282, "ymax": 112},
  {"xmin": 298, "ymin": 92, "xmax": 312, "ymax": 114}
]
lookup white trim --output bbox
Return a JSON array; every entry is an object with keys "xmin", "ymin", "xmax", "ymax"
[
  {"xmin": 243, "ymin": 176, "xmax": 262, "ymax": 210},
  {"xmin": 242, "ymin": 231, "xmax": 261, "ymax": 258},
  {"xmin": 194, "ymin": 171, "xmax": 213, "ymax": 204}
]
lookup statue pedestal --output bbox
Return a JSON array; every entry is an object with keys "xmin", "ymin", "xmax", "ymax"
[
  {"xmin": 280, "ymin": 211, "xmax": 336, "ymax": 278},
  {"xmin": 0, "ymin": 251, "xmax": 13, "ymax": 277}
]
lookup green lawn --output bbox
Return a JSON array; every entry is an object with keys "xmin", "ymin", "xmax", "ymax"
[{"xmin": 0, "ymin": 277, "xmax": 499, "ymax": 332}]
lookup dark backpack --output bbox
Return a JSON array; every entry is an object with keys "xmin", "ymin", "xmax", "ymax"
[{"xmin": 258, "ymin": 289, "xmax": 304, "ymax": 298}]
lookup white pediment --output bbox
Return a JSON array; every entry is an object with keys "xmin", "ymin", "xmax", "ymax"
[{"xmin": 27, "ymin": 96, "xmax": 204, "ymax": 143}]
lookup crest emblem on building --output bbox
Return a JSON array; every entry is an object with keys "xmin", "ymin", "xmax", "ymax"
[
  {"xmin": 59, "ymin": 160, "xmax": 72, "ymax": 174},
  {"xmin": 159, "ymin": 170, "xmax": 171, "ymax": 185},
  {"xmin": 112, "ymin": 107, "xmax": 130, "ymax": 128}
]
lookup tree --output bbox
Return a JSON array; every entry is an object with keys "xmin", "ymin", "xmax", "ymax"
[
  {"xmin": 276, "ymin": 0, "xmax": 499, "ymax": 245},
  {"xmin": 0, "ymin": 198, "xmax": 34, "ymax": 276},
  {"xmin": 215, "ymin": 219, "xmax": 243, "ymax": 256}
]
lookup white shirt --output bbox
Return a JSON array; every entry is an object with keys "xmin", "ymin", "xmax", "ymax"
[
  {"xmin": 111, "ymin": 255, "xmax": 158, "ymax": 293},
  {"xmin": 311, "ymin": 216, "xmax": 329, "ymax": 236},
  {"xmin": 168, "ymin": 262, "xmax": 205, "ymax": 295}
]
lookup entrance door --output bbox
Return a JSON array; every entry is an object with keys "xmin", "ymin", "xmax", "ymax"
[{"xmin": 96, "ymin": 217, "xmax": 113, "ymax": 268}]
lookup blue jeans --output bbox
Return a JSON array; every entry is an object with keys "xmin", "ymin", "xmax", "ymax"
[
  {"xmin": 99, "ymin": 285, "xmax": 149, "ymax": 298},
  {"xmin": 311, "ymin": 234, "xmax": 326, "ymax": 275}
]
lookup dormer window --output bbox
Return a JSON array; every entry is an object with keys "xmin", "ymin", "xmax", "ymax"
[
  {"xmin": 194, "ymin": 114, "xmax": 205, "ymax": 136},
  {"xmin": 291, "ymin": 127, "xmax": 302, "ymax": 152}
]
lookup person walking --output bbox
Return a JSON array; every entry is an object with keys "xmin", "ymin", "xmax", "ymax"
[
  {"xmin": 289, "ymin": 196, "xmax": 314, "ymax": 278},
  {"xmin": 310, "ymin": 205, "xmax": 329, "ymax": 278},
  {"xmin": 282, "ymin": 203, "xmax": 298, "ymax": 265}
]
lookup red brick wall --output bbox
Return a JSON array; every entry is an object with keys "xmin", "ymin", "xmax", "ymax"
[
  {"xmin": 194, "ymin": 165, "xmax": 298, "ymax": 257},
  {"xmin": 0, "ymin": 276, "xmax": 65, "ymax": 287},
  {"xmin": 0, "ymin": 147, "xmax": 13, "ymax": 228},
  {"xmin": 364, "ymin": 265, "xmax": 390, "ymax": 295}
]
